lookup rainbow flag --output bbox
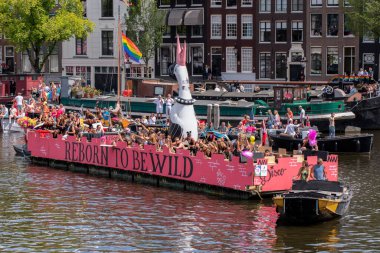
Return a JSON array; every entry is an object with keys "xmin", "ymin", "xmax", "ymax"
[{"xmin": 122, "ymin": 33, "xmax": 142, "ymax": 63}]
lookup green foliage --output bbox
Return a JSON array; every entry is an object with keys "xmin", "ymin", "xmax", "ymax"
[
  {"xmin": 346, "ymin": 0, "xmax": 380, "ymax": 37},
  {"xmin": 0, "ymin": 0, "xmax": 94, "ymax": 73},
  {"xmin": 125, "ymin": 0, "xmax": 166, "ymax": 69}
]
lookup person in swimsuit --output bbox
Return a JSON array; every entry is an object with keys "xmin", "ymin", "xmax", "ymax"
[{"xmin": 297, "ymin": 161, "xmax": 311, "ymax": 181}]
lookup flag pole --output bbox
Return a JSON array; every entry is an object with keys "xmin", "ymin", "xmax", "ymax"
[{"xmin": 117, "ymin": 2, "xmax": 121, "ymax": 103}]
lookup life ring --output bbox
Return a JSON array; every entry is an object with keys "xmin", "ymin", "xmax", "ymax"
[{"xmin": 324, "ymin": 86, "xmax": 334, "ymax": 95}]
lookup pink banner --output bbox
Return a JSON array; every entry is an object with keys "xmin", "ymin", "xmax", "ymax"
[{"xmin": 27, "ymin": 131, "xmax": 338, "ymax": 194}]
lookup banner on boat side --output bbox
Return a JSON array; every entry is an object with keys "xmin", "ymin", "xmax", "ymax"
[{"xmin": 27, "ymin": 132, "xmax": 338, "ymax": 193}]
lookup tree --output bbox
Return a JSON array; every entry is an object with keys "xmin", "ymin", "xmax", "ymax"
[
  {"xmin": 0, "ymin": 0, "xmax": 94, "ymax": 73},
  {"xmin": 346, "ymin": 0, "xmax": 380, "ymax": 37},
  {"xmin": 125, "ymin": 0, "xmax": 166, "ymax": 73}
]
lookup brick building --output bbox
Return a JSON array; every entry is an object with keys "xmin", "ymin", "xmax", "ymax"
[
  {"xmin": 156, "ymin": 0, "xmax": 205, "ymax": 81},
  {"xmin": 156, "ymin": 0, "xmax": 378, "ymax": 82},
  {"xmin": 305, "ymin": 0, "xmax": 359, "ymax": 81}
]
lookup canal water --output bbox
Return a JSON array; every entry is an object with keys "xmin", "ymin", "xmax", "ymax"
[{"xmin": 0, "ymin": 133, "xmax": 379, "ymax": 252}]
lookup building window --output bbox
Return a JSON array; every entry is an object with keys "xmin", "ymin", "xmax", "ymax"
[
  {"xmin": 211, "ymin": 15, "xmax": 222, "ymax": 39},
  {"xmin": 242, "ymin": 15, "xmax": 253, "ymax": 39},
  {"xmin": 226, "ymin": 47, "xmax": 237, "ymax": 72},
  {"xmin": 176, "ymin": 0, "xmax": 186, "ymax": 6},
  {"xmin": 192, "ymin": 46, "xmax": 203, "ymax": 76},
  {"xmin": 192, "ymin": 0, "xmax": 203, "ymax": 4},
  {"xmin": 344, "ymin": 14, "xmax": 353, "ymax": 36},
  {"xmin": 160, "ymin": 0, "xmax": 171, "ymax": 6},
  {"xmin": 260, "ymin": 53, "xmax": 271, "ymax": 79},
  {"xmin": 22, "ymin": 51, "xmax": 32, "ymax": 73},
  {"xmin": 242, "ymin": 0, "xmax": 253, "ymax": 7},
  {"xmin": 49, "ymin": 45, "xmax": 59, "ymax": 73},
  {"xmin": 66, "ymin": 66, "xmax": 74, "ymax": 76},
  {"xmin": 327, "ymin": 0, "xmax": 339, "ymax": 6},
  {"xmin": 4, "ymin": 46, "xmax": 15, "ymax": 73},
  {"xmin": 162, "ymin": 26, "xmax": 171, "ymax": 38},
  {"xmin": 327, "ymin": 14, "xmax": 339, "ymax": 36},
  {"xmin": 101, "ymin": 0, "xmax": 113, "ymax": 17},
  {"xmin": 226, "ymin": 15, "xmax": 237, "ymax": 39},
  {"xmin": 276, "ymin": 53, "xmax": 287, "ymax": 79},
  {"xmin": 192, "ymin": 26, "xmax": 203, "ymax": 37},
  {"xmin": 160, "ymin": 46, "xmax": 171, "ymax": 76},
  {"xmin": 276, "ymin": 21, "xmax": 287, "ymax": 42},
  {"xmin": 241, "ymin": 48, "xmax": 253, "ymax": 73},
  {"xmin": 327, "ymin": 47, "xmax": 339, "ymax": 75},
  {"xmin": 76, "ymin": 37, "xmax": 87, "ymax": 55},
  {"xmin": 227, "ymin": 0, "xmax": 237, "ymax": 8},
  {"xmin": 292, "ymin": 21, "xmax": 303, "ymax": 42},
  {"xmin": 101, "ymin": 31, "xmax": 113, "ymax": 56},
  {"xmin": 292, "ymin": 0, "xmax": 303, "ymax": 12},
  {"xmin": 260, "ymin": 21, "xmax": 271, "ymax": 42},
  {"xmin": 344, "ymin": 0, "xmax": 351, "ymax": 7},
  {"xmin": 211, "ymin": 0, "xmax": 222, "ymax": 7},
  {"xmin": 363, "ymin": 32, "xmax": 375, "ymax": 43},
  {"xmin": 344, "ymin": 47, "xmax": 355, "ymax": 75},
  {"xmin": 176, "ymin": 25, "xmax": 186, "ymax": 37},
  {"xmin": 310, "ymin": 47, "xmax": 322, "ymax": 75},
  {"xmin": 260, "ymin": 0, "xmax": 271, "ymax": 13},
  {"xmin": 311, "ymin": 0, "xmax": 322, "ymax": 6},
  {"xmin": 311, "ymin": 14, "xmax": 322, "ymax": 36},
  {"xmin": 276, "ymin": 0, "xmax": 287, "ymax": 12}
]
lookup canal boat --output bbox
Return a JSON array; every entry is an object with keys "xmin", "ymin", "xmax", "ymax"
[
  {"xmin": 26, "ymin": 130, "xmax": 340, "ymax": 199},
  {"xmin": 273, "ymin": 180, "xmax": 352, "ymax": 225},
  {"xmin": 269, "ymin": 129, "xmax": 374, "ymax": 153}
]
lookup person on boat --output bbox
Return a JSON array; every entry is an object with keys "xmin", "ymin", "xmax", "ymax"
[
  {"xmin": 14, "ymin": 93, "xmax": 24, "ymax": 114},
  {"xmin": 0, "ymin": 104, "xmax": 9, "ymax": 120},
  {"xmin": 284, "ymin": 119, "xmax": 300, "ymax": 138},
  {"xmin": 154, "ymin": 95, "xmax": 164, "ymax": 120},
  {"xmin": 218, "ymin": 122, "xmax": 228, "ymax": 134},
  {"xmin": 299, "ymin": 106, "xmax": 305, "ymax": 126},
  {"xmin": 296, "ymin": 161, "xmax": 311, "ymax": 181},
  {"xmin": 165, "ymin": 94, "xmax": 174, "ymax": 119},
  {"xmin": 286, "ymin": 108, "xmax": 293, "ymax": 123},
  {"xmin": 329, "ymin": 113, "xmax": 335, "ymax": 137},
  {"xmin": 312, "ymin": 159, "xmax": 327, "ymax": 180},
  {"xmin": 301, "ymin": 136, "xmax": 319, "ymax": 151},
  {"xmin": 266, "ymin": 110, "xmax": 275, "ymax": 129},
  {"xmin": 274, "ymin": 110, "xmax": 281, "ymax": 128},
  {"xmin": 241, "ymin": 115, "xmax": 253, "ymax": 126}
]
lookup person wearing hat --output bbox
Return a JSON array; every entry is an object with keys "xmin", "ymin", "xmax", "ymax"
[{"xmin": 312, "ymin": 158, "xmax": 326, "ymax": 181}]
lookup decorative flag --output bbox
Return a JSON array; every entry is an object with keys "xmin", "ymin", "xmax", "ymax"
[{"xmin": 122, "ymin": 33, "xmax": 142, "ymax": 63}]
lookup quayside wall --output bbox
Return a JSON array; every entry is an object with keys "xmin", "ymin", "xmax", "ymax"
[{"xmin": 27, "ymin": 131, "xmax": 338, "ymax": 199}]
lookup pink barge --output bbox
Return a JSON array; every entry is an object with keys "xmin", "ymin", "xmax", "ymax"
[{"xmin": 27, "ymin": 131, "xmax": 338, "ymax": 199}]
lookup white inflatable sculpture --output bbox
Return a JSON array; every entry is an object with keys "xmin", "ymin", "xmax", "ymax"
[{"xmin": 169, "ymin": 36, "xmax": 198, "ymax": 141}]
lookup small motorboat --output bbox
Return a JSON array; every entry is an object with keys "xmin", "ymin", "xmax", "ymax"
[
  {"xmin": 13, "ymin": 144, "xmax": 31, "ymax": 157},
  {"xmin": 273, "ymin": 180, "xmax": 352, "ymax": 225},
  {"xmin": 269, "ymin": 131, "xmax": 374, "ymax": 153}
]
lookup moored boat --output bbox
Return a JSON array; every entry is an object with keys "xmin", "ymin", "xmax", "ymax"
[
  {"xmin": 269, "ymin": 132, "xmax": 374, "ymax": 153},
  {"xmin": 273, "ymin": 180, "xmax": 352, "ymax": 225}
]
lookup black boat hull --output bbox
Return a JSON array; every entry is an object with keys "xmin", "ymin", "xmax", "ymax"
[
  {"xmin": 349, "ymin": 96, "xmax": 380, "ymax": 130},
  {"xmin": 274, "ymin": 180, "xmax": 352, "ymax": 225},
  {"xmin": 13, "ymin": 144, "xmax": 31, "ymax": 157},
  {"xmin": 269, "ymin": 133, "xmax": 373, "ymax": 153}
]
